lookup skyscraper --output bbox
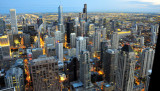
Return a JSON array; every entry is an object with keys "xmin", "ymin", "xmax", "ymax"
[
  {"xmin": 58, "ymin": 24, "xmax": 65, "ymax": 33},
  {"xmin": 100, "ymin": 40, "xmax": 111, "ymax": 62},
  {"xmin": 45, "ymin": 44, "xmax": 56, "ymax": 57},
  {"xmin": 111, "ymin": 20, "xmax": 116, "ymax": 32},
  {"xmin": 93, "ymin": 29, "xmax": 101, "ymax": 51},
  {"xmin": 83, "ymin": 4, "xmax": 87, "ymax": 22},
  {"xmin": 74, "ymin": 17, "xmax": 79, "ymax": 26},
  {"xmin": 0, "ymin": 46, "xmax": 3, "ymax": 60},
  {"xmin": 47, "ymin": 27, "xmax": 51, "ymax": 36},
  {"xmin": 79, "ymin": 13, "xmax": 82, "ymax": 22},
  {"xmin": 10, "ymin": 9, "xmax": 18, "ymax": 34},
  {"xmin": 144, "ymin": 70, "xmax": 152, "ymax": 91},
  {"xmin": 56, "ymin": 42, "xmax": 63, "ymax": 62},
  {"xmin": 111, "ymin": 32, "xmax": 119, "ymax": 49},
  {"xmin": 76, "ymin": 36, "xmax": 86, "ymax": 59},
  {"xmin": 80, "ymin": 20, "xmax": 86, "ymax": 36},
  {"xmin": 80, "ymin": 50, "xmax": 92, "ymax": 89},
  {"xmin": 140, "ymin": 48, "xmax": 155, "ymax": 77},
  {"xmin": 151, "ymin": 25, "xmax": 158, "ymax": 34},
  {"xmin": 58, "ymin": 5, "xmax": 65, "ymax": 43},
  {"xmin": 0, "ymin": 35, "xmax": 10, "ymax": 57},
  {"xmin": 55, "ymin": 31, "xmax": 62, "ymax": 42},
  {"xmin": 5, "ymin": 67, "xmax": 24, "ymax": 91},
  {"xmin": 23, "ymin": 34, "xmax": 30, "ymax": 47},
  {"xmin": 30, "ymin": 57, "xmax": 60, "ymax": 91},
  {"xmin": 151, "ymin": 32, "xmax": 157, "ymax": 45},
  {"xmin": 66, "ymin": 21, "xmax": 74, "ymax": 44},
  {"xmin": 70, "ymin": 33, "xmax": 76, "ymax": 48},
  {"xmin": 103, "ymin": 49, "xmax": 118, "ymax": 83},
  {"xmin": 64, "ymin": 57, "xmax": 79, "ymax": 82},
  {"xmin": 102, "ymin": 28, "xmax": 106, "ymax": 40},
  {"xmin": 0, "ymin": 18, "xmax": 5, "ymax": 34},
  {"xmin": 37, "ymin": 18, "xmax": 43, "ymax": 27},
  {"xmin": 116, "ymin": 44, "xmax": 136, "ymax": 91},
  {"xmin": 58, "ymin": 5, "xmax": 63, "ymax": 25},
  {"xmin": 140, "ymin": 36, "xmax": 144, "ymax": 47}
]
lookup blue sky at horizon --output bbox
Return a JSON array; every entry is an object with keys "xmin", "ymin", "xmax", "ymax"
[{"xmin": 0, "ymin": 0, "xmax": 160, "ymax": 14}]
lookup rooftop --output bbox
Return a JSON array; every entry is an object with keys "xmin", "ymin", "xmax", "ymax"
[{"xmin": 70, "ymin": 80, "xmax": 83, "ymax": 88}]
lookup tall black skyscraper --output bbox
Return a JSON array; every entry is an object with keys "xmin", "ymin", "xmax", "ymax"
[
  {"xmin": 103, "ymin": 49, "xmax": 118, "ymax": 83},
  {"xmin": 64, "ymin": 57, "xmax": 79, "ymax": 83},
  {"xmin": 37, "ymin": 18, "xmax": 43, "ymax": 27},
  {"xmin": 66, "ymin": 21, "xmax": 74, "ymax": 44},
  {"xmin": 83, "ymin": 4, "xmax": 87, "ymax": 22}
]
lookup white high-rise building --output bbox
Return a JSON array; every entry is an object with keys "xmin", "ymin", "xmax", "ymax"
[
  {"xmin": 74, "ymin": 17, "xmax": 79, "ymax": 26},
  {"xmin": 111, "ymin": 32, "xmax": 119, "ymax": 49},
  {"xmin": 151, "ymin": 32, "xmax": 157, "ymax": 45},
  {"xmin": 58, "ymin": 5, "xmax": 65, "ymax": 43},
  {"xmin": 151, "ymin": 25, "xmax": 157, "ymax": 34},
  {"xmin": 70, "ymin": 33, "xmax": 76, "ymax": 48},
  {"xmin": 76, "ymin": 36, "xmax": 86, "ymax": 59},
  {"xmin": 58, "ymin": 5, "xmax": 63, "ymax": 25},
  {"xmin": 56, "ymin": 43, "xmax": 63, "ymax": 62},
  {"xmin": 140, "ymin": 48, "xmax": 155, "ymax": 77},
  {"xmin": 140, "ymin": 36, "xmax": 144, "ymax": 47},
  {"xmin": 10, "ymin": 9, "xmax": 18, "ymax": 34}
]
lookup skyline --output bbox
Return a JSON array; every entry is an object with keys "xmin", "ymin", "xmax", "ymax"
[
  {"xmin": 0, "ymin": 0, "xmax": 160, "ymax": 14},
  {"xmin": 0, "ymin": 2, "xmax": 159, "ymax": 91}
]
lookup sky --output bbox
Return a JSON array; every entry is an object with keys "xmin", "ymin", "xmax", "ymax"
[{"xmin": 0, "ymin": 0, "xmax": 160, "ymax": 14}]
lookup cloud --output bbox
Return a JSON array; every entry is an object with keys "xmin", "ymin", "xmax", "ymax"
[
  {"xmin": 139, "ymin": 0, "xmax": 160, "ymax": 5},
  {"xmin": 126, "ymin": 0, "xmax": 160, "ymax": 5},
  {"xmin": 125, "ymin": 0, "xmax": 160, "ymax": 5},
  {"xmin": 126, "ymin": 0, "xmax": 160, "ymax": 9}
]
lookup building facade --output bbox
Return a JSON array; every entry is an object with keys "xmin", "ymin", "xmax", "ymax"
[
  {"xmin": 30, "ymin": 57, "xmax": 60, "ymax": 91},
  {"xmin": 116, "ymin": 44, "xmax": 136, "ymax": 91}
]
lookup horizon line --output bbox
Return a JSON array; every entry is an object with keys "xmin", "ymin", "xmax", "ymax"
[{"xmin": 1, "ymin": 11, "xmax": 160, "ymax": 15}]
